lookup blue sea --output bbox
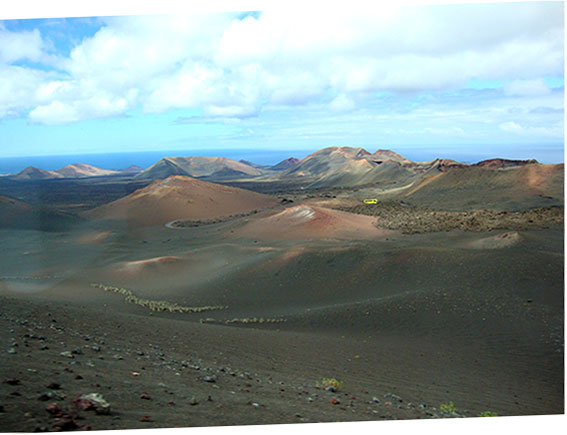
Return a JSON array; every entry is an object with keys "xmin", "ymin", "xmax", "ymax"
[{"xmin": 0, "ymin": 149, "xmax": 313, "ymax": 175}]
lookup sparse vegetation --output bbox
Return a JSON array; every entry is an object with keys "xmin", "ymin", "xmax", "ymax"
[
  {"xmin": 336, "ymin": 202, "xmax": 563, "ymax": 234},
  {"xmin": 477, "ymin": 411, "xmax": 498, "ymax": 417},
  {"xmin": 440, "ymin": 401, "xmax": 456, "ymax": 413},
  {"xmin": 91, "ymin": 283, "xmax": 227, "ymax": 313},
  {"xmin": 316, "ymin": 378, "xmax": 343, "ymax": 391},
  {"xmin": 199, "ymin": 317, "xmax": 287, "ymax": 325}
]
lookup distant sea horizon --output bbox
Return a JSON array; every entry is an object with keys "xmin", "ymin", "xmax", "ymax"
[{"xmin": 0, "ymin": 147, "xmax": 563, "ymax": 175}]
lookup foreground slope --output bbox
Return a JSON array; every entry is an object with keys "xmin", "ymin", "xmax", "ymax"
[
  {"xmin": 0, "ymin": 195, "xmax": 82, "ymax": 231},
  {"xmin": 84, "ymin": 175, "xmax": 279, "ymax": 227}
]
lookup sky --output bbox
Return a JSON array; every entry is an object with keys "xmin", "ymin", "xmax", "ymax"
[{"xmin": 0, "ymin": 1, "xmax": 564, "ymax": 163}]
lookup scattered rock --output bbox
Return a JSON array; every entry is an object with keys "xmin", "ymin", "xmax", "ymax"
[
  {"xmin": 251, "ymin": 402, "xmax": 260, "ymax": 409},
  {"xmin": 203, "ymin": 375, "xmax": 217, "ymax": 383},
  {"xmin": 60, "ymin": 351, "xmax": 74, "ymax": 359},
  {"xmin": 384, "ymin": 393, "xmax": 403, "ymax": 402},
  {"xmin": 6, "ymin": 348, "xmax": 16, "ymax": 354},
  {"xmin": 4, "ymin": 378, "xmax": 20, "ymax": 385},
  {"xmin": 52, "ymin": 416, "xmax": 81, "ymax": 431},
  {"xmin": 45, "ymin": 403, "xmax": 64, "ymax": 417},
  {"xmin": 372, "ymin": 397, "xmax": 380, "ymax": 403},
  {"xmin": 38, "ymin": 391, "xmax": 65, "ymax": 401},
  {"xmin": 140, "ymin": 393, "xmax": 151, "ymax": 400},
  {"xmin": 330, "ymin": 398, "xmax": 340, "ymax": 405},
  {"xmin": 139, "ymin": 415, "xmax": 153, "ymax": 422},
  {"xmin": 47, "ymin": 382, "xmax": 61, "ymax": 390},
  {"xmin": 74, "ymin": 393, "xmax": 111, "ymax": 415},
  {"xmin": 189, "ymin": 397, "xmax": 199, "ymax": 406}
]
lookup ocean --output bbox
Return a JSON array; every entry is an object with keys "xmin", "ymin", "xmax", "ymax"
[{"xmin": 0, "ymin": 149, "xmax": 312, "ymax": 175}]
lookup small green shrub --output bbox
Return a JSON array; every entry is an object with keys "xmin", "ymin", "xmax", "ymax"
[
  {"xmin": 477, "ymin": 411, "xmax": 498, "ymax": 417},
  {"xmin": 440, "ymin": 401, "xmax": 456, "ymax": 413},
  {"xmin": 316, "ymin": 378, "xmax": 343, "ymax": 391}
]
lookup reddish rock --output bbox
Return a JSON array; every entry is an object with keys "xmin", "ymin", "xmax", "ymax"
[{"xmin": 45, "ymin": 403, "xmax": 64, "ymax": 417}]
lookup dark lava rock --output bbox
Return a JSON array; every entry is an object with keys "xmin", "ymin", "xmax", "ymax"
[
  {"xmin": 52, "ymin": 416, "xmax": 80, "ymax": 431},
  {"xmin": 45, "ymin": 403, "xmax": 64, "ymax": 417}
]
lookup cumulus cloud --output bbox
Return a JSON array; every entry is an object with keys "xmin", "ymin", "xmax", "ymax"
[
  {"xmin": 329, "ymin": 94, "xmax": 355, "ymax": 112},
  {"xmin": 0, "ymin": 2, "xmax": 564, "ymax": 127},
  {"xmin": 0, "ymin": 26, "xmax": 44, "ymax": 63},
  {"xmin": 504, "ymin": 79, "xmax": 552, "ymax": 97},
  {"xmin": 499, "ymin": 121, "xmax": 562, "ymax": 138}
]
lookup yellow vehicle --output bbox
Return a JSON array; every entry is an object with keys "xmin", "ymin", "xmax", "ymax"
[{"xmin": 363, "ymin": 199, "xmax": 378, "ymax": 204}]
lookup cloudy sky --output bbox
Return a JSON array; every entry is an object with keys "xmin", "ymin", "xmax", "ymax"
[{"xmin": 0, "ymin": 1, "xmax": 564, "ymax": 163}]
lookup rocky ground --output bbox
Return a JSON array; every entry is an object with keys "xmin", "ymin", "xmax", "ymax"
[
  {"xmin": 0, "ymin": 296, "xmax": 479, "ymax": 432},
  {"xmin": 334, "ymin": 202, "xmax": 563, "ymax": 234}
]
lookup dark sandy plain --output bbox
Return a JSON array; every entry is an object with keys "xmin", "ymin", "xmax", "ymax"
[{"xmin": 0, "ymin": 154, "xmax": 564, "ymax": 432}]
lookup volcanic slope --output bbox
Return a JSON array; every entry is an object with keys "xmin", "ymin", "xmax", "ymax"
[
  {"xmin": 398, "ymin": 162, "xmax": 564, "ymax": 211},
  {"xmin": 134, "ymin": 156, "xmax": 262, "ymax": 180},
  {"xmin": 234, "ymin": 204, "xmax": 391, "ymax": 240},
  {"xmin": 10, "ymin": 166, "xmax": 63, "ymax": 181},
  {"xmin": 9, "ymin": 163, "xmax": 124, "ymax": 180},
  {"xmin": 54, "ymin": 163, "xmax": 119, "ymax": 178},
  {"xmin": 84, "ymin": 175, "xmax": 279, "ymax": 227},
  {"xmin": 279, "ymin": 147, "xmax": 442, "ymax": 188},
  {"xmin": 0, "ymin": 195, "xmax": 82, "ymax": 231}
]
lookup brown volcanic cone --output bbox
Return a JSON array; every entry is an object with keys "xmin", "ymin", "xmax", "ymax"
[
  {"xmin": 234, "ymin": 204, "xmax": 392, "ymax": 240},
  {"xmin": 84, "ymin": 175, "xmax": 279, "ymax": 227}
]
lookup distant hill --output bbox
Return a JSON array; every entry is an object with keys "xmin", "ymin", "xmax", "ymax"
[
  {"xmin": 84, "ymin": 175, "xmax": 279, "ymax": 227},
  {"xmin": 280, "ymin": 146, "xmax": 430, "ymax": 188},
  {"xmin": 372, "ymin": 149, "xmax": 411, "ymax": 164},
  {"xmin": 55, "ymin": 163, "xmax": 119, "ymax": 178},
  {"xmin": 9, "ymin": 163, "xmax": 140, "ymax": 180},
  {"xmin": 11, "ymin": 166, "xmax": 63, "ymax": 181},
  {"xmin": 119, "ymin": 165, "xmax": 143, "ymax": 174},
  {"xmin": 135, "ymin": 157, "xmax": 263, "ymax": 180},
  {"xmin": 270, "ymin": 157, "xmax": 300, "ymax": 171},
  {"xmin": 239, "ymin": 160, "xmax": 270, "ymax": 169}
]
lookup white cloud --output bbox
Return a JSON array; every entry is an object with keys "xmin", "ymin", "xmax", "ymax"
[
  {"xmin": 499, "ymin": 121, "xmax": 562, "ymax": 138},
  {"xmin": 0, "ymin": 2, "xmax": 564, "ymax": 126},
  {"xmin": 504, "ymin": 79, "xmax": 552, "ymax": 97},
  {"xmin": 329, "ymin": 94, "xmax": 355, "ymax": 112},
  {"xmin": 0, "ymin": 27, "xmax": 44, "ymax": 63}
]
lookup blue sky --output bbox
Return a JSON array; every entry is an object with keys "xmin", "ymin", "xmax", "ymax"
[{"xmin": 0, "ymin": 1, "xmax": 564, "ymax": 163}]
